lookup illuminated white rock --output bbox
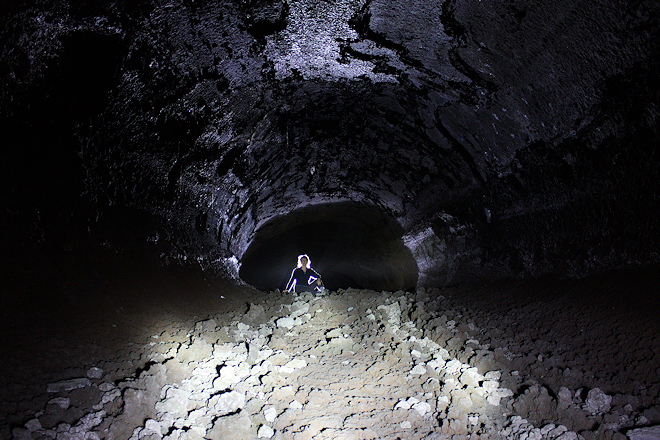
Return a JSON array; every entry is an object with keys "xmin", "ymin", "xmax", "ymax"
[
  {"xmin": 213, "ymin": 365, "xmax": 241, "ymax": 390},
  {"xmin": 412, "ymin": 401, "xmax": 432, "ymax": 416},
  {"xmin": 276, "ymin": 317, "xmax": 295, "ymax": 329},
  {"xmin": 210, "ymin": 391, "xmax": 246, "ymax": 415},
  {"xmin": 144, "ymin": 419, "xmax": 162, "ymax": 438},
  {"xmin": 427, "ymin": 358, "xmax": 446, "ymax": 372},
  {"xmin": 285, "ymin": 359, "xmax": 307, "ymax": 369},
  {"xmin": 482, "ymin": 380, "xmax": 500, "ymax": 393},
  {"xmin": 485, "ymin": 371, "xmax": 501, "ymax": 381},
  {"xmin": 487, "ymin": 388, "xmax": 514, "ymax": 406},
  {"xmin": 395, "ymin": 397, "xmax": 419, "ymax": 410},
  {"xmin": 444, "ymin": 359, "xmax": 463, "ymax": 375},
  {"xmin": 264, "ymin": 406, "xmax": 277, "ymax": 423},
  {"xmin": 410, "ymin": 364, "xmax": 427, "ymax": 375},
  {"xmin": 155, "ymin": 387, "xmax": 192, "ymax": 417},
  {"xmin": 459, "ymin": 367, "xmax": 484, "ymax": 387},
  {"xmin": 258, "ymin": 424, "xmax": 275, "ymax": 438}
]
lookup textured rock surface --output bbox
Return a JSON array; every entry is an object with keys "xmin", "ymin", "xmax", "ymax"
[
  {"xmin": 1, "ymin": 0, "xmax": 659, "ymax": 292},
  {"xmin": 3, "ymin": 280, "xmax": 659, "ymax": 439}
]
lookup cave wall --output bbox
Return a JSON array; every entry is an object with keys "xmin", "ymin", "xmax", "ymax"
[{"xmin": 1, "ymin": 0, "xmax": 658, "ymax": 290}]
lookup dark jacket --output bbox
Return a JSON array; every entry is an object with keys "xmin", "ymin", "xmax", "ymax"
[{"xmin": 286, "ymin": 267, "xmax": 322, "ymax": 292}]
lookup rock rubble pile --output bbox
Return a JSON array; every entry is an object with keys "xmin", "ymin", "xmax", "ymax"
[{"xmin": 9, "ymin": 287, "xmax": 659, "ymax": 439}]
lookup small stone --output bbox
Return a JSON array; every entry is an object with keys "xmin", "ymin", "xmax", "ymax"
[
  {"xmin": 264, "ymin": 406, "xmax": 277, "ymax": 423},
  {"xmin": 400, "ymin": 421, "xmax": 412, "ymax": 429},
  {"xmin": 276, "ymin": 317, "xmax": 295, "ymax": 329},
  {"xmin": 395, "ymin": 397, "xmax": 419, "ymax": 410},
  {"xmin": 283, "ymin": 359, "xmax": 307, "ymax": 370},
  {"xmin": 584, "ymin": 388, "xmax": 612, "ymax": 415},
  {"xmin": 258, "ymin": 425, "xmax": 275, "ymax": 438},
  {"xmin": 99, "ymin": 382, "xmax": 116, "ymax": 392},
  {"xmin": 47, "ymin": 378, "xmax": 91, "ymax": 393},
  {"xmin": 459, "ymin": 367, "xmax": 484, "ymax": 387},
  {"xmin": 485, "ymin": 371, "xmax": 501, "ymax": 381},
  {"xmin": 210, "ymin": 391, "xmax": 246, "ymax": 416},
  {"xmin": 144, "ymin": 419, "xmax": 162, "ymax": 438},
  {"xmin": 25, "ymin": 419, "xmax": 42, "ymax": 432},
  {"xmin": 410, "ymin": 364, "xmax": 427, "ymax": 375},
  {"xmin": 412, "ymin": 401, "xmax": 432, "ymax": 416},
  {"xmin": 444, "ymin": 359, "xmax": 463, "ymax": 375},
  {"xmin": 48, "ymin": 397, "xmax": 70, "ymax": 409},
  {"xmin": 627, "ymin": 426, "xmax": 660, "ymax": 440},
  {"xmin": 289, "ymin": 400, "xmax": 303, "ymax": 410},
  {"xmin": 87, "ymin": 367, "xmax": 104, "ymax": 379}
]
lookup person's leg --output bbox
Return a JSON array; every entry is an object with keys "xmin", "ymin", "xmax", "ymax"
[{"xmin": 295, "ymin": 284, "xmax": 316, "ymax": 293}]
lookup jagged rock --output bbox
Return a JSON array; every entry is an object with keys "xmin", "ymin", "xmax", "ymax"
[
  {"xmin": 585, "ymin": 388, "xmax": 612, "ymax": 415},
  {"xmin": 276, "ymin": 317, "xmax": 295, "ymax": 329},
  {"xmin": 264, "ymin": 406, "xmax": 277, "ymax": 423},
  {"xmin": 209, "ymin": 390, "xmax": 246, "ymax": 416},
  {"xmin": 459, "ymin": 367, "xmax": 484, "ymax": 387},
  {"xmin": 5, "ymin": 287, "xmax": 658, "ymax": 440},
  {"xmin": 25, "ymin": 419, "xmax": 41, "ymax": 432},
  {"xmin": 86, "ymin": 367, "xmax": 104, "ymax": 380},
  {"xmin": 257, "ymin": 424, "xmax": 275, "ymax": 439},
  {"xmin": 627, "ymin": 426, "xmax": 660, "ymax": 440},
  {"xmin": 177, "ymin": 338, "xmax": 213, "ymax": 364},
  {"xmin": 281, "ymin": 359, "xmax": 307, "ymax": 373},
  {"xmin": 410, "ymin": 364, "xmax": 427, "ymax": 376},
  {"xmin": 48, "ymin": 397, "xmax": 71, "ymax": 410},
  {"xmin": 194, "ymin": 319, "xmax": 218, "ymax": 335},
  {"xmin": 47, "ymin": 378, "xmax": 91, "ymax": 393},
  {"xmin": 412, "ymin": 401, "xmax": 433, "ymax": 416},
  {"xmin": 207, "ymin": 411, "xmax": 255, "ymax": 440}
]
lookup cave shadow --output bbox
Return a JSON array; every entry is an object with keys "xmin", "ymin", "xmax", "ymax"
[{"xmin": 239, "ymin": 202, "xmax": 418, "ymax": 293}]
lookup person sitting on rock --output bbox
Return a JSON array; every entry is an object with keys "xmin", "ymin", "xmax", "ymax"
[{"xmin": 285, "ymin": 254, "xmax": 325, "ymax": 294}]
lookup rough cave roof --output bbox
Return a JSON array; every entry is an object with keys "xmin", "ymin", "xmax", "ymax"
[{"xmin": 1, "ymin": 0, "xmax": 659, "ymax": 289}]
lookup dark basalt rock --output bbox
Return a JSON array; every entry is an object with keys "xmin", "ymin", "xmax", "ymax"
[{"xmin": 1, "ymin": 0, "xmax": 659, "ymax": 291}]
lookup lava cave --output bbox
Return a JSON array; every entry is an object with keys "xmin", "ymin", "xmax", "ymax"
[{"xmin": 1, "ymin": 0, "xmax": 659, "ymax": 438}]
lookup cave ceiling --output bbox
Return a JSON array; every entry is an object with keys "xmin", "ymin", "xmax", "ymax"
[{"xmin": 1, "ymin": 0, "xmax": 659, "ymax": 288}]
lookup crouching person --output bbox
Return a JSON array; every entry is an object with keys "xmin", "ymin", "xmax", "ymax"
[{"xmin": 285, "ymin": 254, "xmax": 325, "ymax": 295}]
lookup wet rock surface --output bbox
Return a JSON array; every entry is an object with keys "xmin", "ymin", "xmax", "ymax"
[{"xmin": 2, "ymin": 267, "xmax": 659, "ymax": 439}]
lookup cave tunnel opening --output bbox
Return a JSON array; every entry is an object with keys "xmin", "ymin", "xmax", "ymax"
[{"xmin": 239, "ymin": 202, "xmax": 418, "ymax": 292}]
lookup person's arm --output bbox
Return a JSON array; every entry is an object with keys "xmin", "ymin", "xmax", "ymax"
[
  {"xmin": 285, "ymin": 269, "xmax": 297, "ymax": 292},
  {"xmin": 311, "ymin": 268, "xmax": 323, "ymax": 285}
]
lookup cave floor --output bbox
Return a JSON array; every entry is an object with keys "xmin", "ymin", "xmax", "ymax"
[{"xmin": 1, "ymin": 265, "xmax": 659, "ymax": 439}]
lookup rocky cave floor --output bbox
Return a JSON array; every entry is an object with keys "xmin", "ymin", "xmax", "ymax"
[{"xmin": 2, "ymin": 264, "xmax": 660, "ymax": 440}]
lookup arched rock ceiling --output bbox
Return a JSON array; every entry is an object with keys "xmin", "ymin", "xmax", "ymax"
[{"xmin": 1, "ymin": 0, "xmax": 659, "ymax": 288}]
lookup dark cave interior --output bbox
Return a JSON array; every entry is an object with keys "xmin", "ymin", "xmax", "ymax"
[
  {"xmin": 1, "ymin": 0, "xmax": 660, "ymax": 436},
  {"xmin": 0, "ymin": 0, "xmax": 658, "ymax": 315},
  {"xmin": 0, "ymin": 0, "xmax": 658, "ymax": 326},
  {"xmin": 239, "ymin": 202, "xmax": 418, "ymax": 292}
]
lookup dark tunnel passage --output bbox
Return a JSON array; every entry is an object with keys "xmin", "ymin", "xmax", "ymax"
[{"xmin": 239, "ymin": 202, "xmax": 418, "ymax": 292}]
